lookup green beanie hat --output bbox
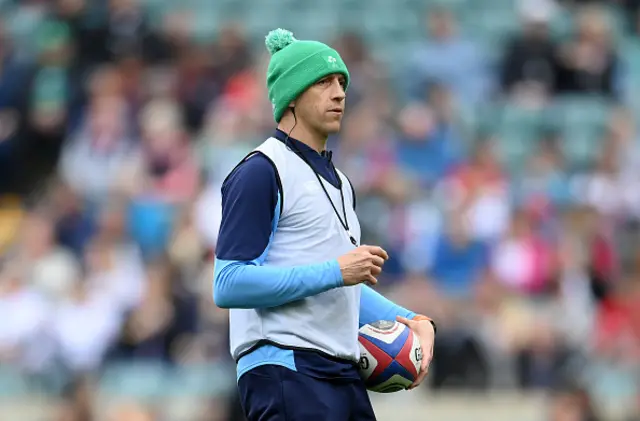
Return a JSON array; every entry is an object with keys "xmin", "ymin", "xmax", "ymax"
[{"xmin": 265, "ymin": 28, "xmax": 350, "ymax": 123}]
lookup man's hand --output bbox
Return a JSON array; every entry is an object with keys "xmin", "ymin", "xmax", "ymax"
[
  {"xmin": 396, "ymin": 315, "xmax": 435, "ymax": 390},
  {"xmin": 337, "ymin": 245, "xmax": 388, "ymax": 286}
]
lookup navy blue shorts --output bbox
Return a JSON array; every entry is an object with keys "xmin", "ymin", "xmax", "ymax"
[{"xmin": 238, "ymin": 364, "xmax": 377, "ymax": 421}]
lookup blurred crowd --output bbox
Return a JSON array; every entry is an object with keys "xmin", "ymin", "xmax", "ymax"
[{"xmin": 2, "ymin": 0, "xmax": 640, "ymax": 420}]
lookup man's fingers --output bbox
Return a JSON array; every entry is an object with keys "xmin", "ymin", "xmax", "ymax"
[
  {"xmin": 363, "ymin": 245, "xmax": 389, "ymax": 260},
  {"xmin": 421, "ymin": 357, "xmax": 431, "ymax": 373},
  {"xmin": 410, "ymin": 362, "xmax": 430, "ymax": 389},
  {"xmin": 422, "ymin": 345, "xmax": 433, "ymax": 372},
  {"xmin": 375, "ymin": 247, "xmax": 389, "ymax": 260},
  {"xmin": 371, "ymin": 255, "xmax": 385, "ymax": 267},
  {"xmin": 408, "ymin": 340, "xmax": 433, "ymax": 390},
  {"xmin": 365, "ymin": 275, "xmax": 378, "ymax": 285},
  {"xmin": 410, "ymin": 370, "xmax": 428, "ymax": 389},
  {"xmin": 412, "ymin": 349, "xmax": 433, "ymax": 388}
]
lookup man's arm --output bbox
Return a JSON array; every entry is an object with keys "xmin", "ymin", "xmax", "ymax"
[
  {"xmin": 358, "ymin": 285, "xmax": 417, "ymax": 327},
  {"xmin": 213, "ymin": 154, "xmax": 343, "ymax": 309},
  {"xmin": 359, "ymin": 285, "xmax": 438, "ymax": 340}
]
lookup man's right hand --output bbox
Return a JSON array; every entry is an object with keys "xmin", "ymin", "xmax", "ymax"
[{"xmin": 337, "ymin": 245, "xmax": 389, "ymax": 286}]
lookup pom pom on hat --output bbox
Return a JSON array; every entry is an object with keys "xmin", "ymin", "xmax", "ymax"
[{"xmin": 265, "ymin": 28, "xmax": 297, "ymax": 55}]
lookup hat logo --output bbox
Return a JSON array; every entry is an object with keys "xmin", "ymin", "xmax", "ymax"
[{"xmin": 327, "ymin": 56, "xmax": 338, "ymax": 68}]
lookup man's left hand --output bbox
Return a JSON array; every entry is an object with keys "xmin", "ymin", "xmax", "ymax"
[{"xmin": 396, "ymin": 315, "xmax": 435, "ymax": 390}]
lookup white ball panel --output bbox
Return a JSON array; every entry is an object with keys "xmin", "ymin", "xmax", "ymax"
[
  {"xmin": 357, "ymin": 342, "xmax": 378, "ymax": 381},
  {"xmin": 358, "ymin": 321, "xmax": 406, "ymax": 345},
  {"xmin": 409, "ymin": 331, "xmax": 423, "ymax": 375}
]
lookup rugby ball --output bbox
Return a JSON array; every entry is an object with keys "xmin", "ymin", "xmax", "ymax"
[{"xmin": 358, "ymin": 320, "xmax": 422, "ymax": 393}]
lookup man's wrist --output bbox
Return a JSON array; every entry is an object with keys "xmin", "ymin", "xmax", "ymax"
[
  {"xmin": 329, "ymin": 260, "xmax": 344, "ymax": 287},
  {"xmin": 413, "ymin": 314, "xmax": 437, "ymax": 335}
]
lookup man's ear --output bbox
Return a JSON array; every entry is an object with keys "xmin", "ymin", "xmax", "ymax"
[{"xmin": 289, "ymin": 101, "xmax": 295, "ymax": 108}]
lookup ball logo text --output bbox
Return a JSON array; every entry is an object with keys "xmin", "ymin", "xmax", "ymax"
[{"xmin": 359, "ymin": 356, "xmax": 370, "ymax": 370}]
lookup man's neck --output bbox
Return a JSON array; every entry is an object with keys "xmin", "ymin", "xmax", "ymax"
[{"xmin": 277, "ymin": 121, "xmax": 327, "ymax": 153}]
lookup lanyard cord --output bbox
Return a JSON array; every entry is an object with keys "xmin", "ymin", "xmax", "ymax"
[{"xmin": 284, "ymin": 130, "xmax": 357, "ymax": 246}]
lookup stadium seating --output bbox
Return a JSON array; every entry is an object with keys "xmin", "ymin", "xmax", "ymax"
[{"xmin": 121, "ymin": 0, "xmax": 629, "ymax": 171}]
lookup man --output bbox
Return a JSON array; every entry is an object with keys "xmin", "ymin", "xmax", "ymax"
[{"xmin": 213, "ymin": 28, "xmax": 436, "ymax": 420}]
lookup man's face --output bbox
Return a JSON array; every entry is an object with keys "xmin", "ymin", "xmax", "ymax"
[{"xmin": 294, "ymin": 73, "xmax": 347, "ymax": 136}]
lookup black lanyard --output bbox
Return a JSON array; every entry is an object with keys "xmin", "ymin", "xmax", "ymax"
[{"xmin": 287, "ymin": 140, "xmax": 357, "ymax": 246}]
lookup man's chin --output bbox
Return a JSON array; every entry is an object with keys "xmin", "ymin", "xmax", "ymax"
[{"xmin": 324, "ymin": 122, "xmax": 342, "ymax": 134}]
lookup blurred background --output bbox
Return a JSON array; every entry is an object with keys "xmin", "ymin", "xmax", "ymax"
[{"xmin": 1, "ymin": 0, "xmax": 640, "ymax": 419}]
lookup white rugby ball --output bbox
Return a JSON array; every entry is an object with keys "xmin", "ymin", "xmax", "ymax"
[{"xmin": 357, "ymin": 320, "xmax": 422, "ymax": 393}]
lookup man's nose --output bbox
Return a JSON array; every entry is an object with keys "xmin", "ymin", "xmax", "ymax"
[{"xmin": 331, "ymin": 81, "xmax": 346, "ymax": 101}]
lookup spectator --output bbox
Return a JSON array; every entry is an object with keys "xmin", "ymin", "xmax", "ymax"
[
  {"xmin": 515, "ymin": 319, "xmax": 576, "ymax": 390},
  {"xmin": 193, "ymin": 177, "xmax": 223, "ymax": 252},
  {"xmin": 406, "ymin": 7, "xmax": 490, "ymax": 104},
  {"xmin": 594, "ymin": 269, "xmax": 640, "ymax": 359},
  {"xmin": 573, "ymin": 138, "xmax": 632, "ymax": 220},
  {"xmin": 137, "ymin": 98, "xmax": 199, "ymax": 203},
  {"xmin": 9, "ymin": 210, "xmax": 80, "ymax": 302},
  {"xmin": 0, "ymin": 262, "xmax": 52, "ymax": 372},
  {"xmin": 491, "ymin": 209, "xmax": 553, "ymax": 295},
  {"xmin": 210, "ymin": 25, "xmax": 253, "ymax": 93},
  {"xmin": 59, "ymin": 83, "xmax": 138, "ymax": 203},
  {"xmin": 196, "ymin": 100, "xmax": 259, "ymax": 186},
  {"xmin": 426, "ymin": 211, "xmax": 489, "ymax": 299},
  {"xmin": 440, "ymin": 137, "xmax": 511, "ymax": 242},
  {"xmin": 174, "ymin": 45, "xmax": 220, "ymax": 132},
  {"xmin": 50, "ymin": 182, "xmax": 95, "ymax": 257},
  {"xmin": 106, "ymin": 261, "xmax": 178, "ymax": 363},
  {"xmin": 602, "ymin": 109, "xmax": 640, "ymax": 219},
  {"xmin": 554, "ymin": 5, "xmax": 620, "ymax": 98},
  {"xmin": 51, "ymin": 275, "xmax": 123, "ymax": 373},
  {"xmin": 51, "ymin": 0, "xmax": 99, "ymax": 73},
  {"xmin": 514, "ymin": 134, "xmax": 571, "ymax": 217},
  {"xmin": 558, "ymin": 205, "xmax": 618, "ymax": 300},
  {"xmin": 0, "ymin": 22, "xmax": 33, "ymax": 194},
  {"xmin": 499, "ymin": 0, "xmax": 559, "ymax": 102},
  {"xmin": 394, "ymin": 84, "xmax": 463, "ymax": 188},
  {"xmin": 92, "ymin": 201, "xmax": 146, "ymax": 309},
  {"xmin": 589, "ymin": 276, "xmax": 640, "ymax": 418},
  {"xmin": 104, "ymin": 0, "xmax": 167, "ymax": 64},
  {"xmin": 27, "ymin": 21, "xmax": 75, "ymax": 174},
  {"xmin": 547, "ymin": 233, "xmax": 597, "ymax": 349}
]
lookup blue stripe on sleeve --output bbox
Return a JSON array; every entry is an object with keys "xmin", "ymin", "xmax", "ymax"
[
  {"xmin": 358, "ymin": 285, "xmax": 416, "ymax": 327},
  {"xmin": 214, "ymin": 258, "xmax": 343, "ymax": 309}
]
